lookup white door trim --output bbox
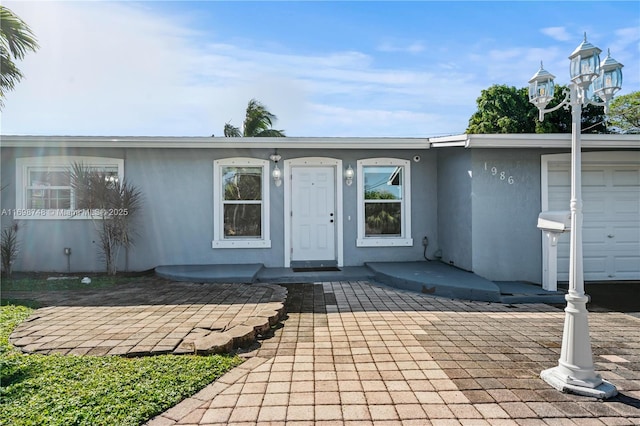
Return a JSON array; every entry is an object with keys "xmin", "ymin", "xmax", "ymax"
[{"xmin": 284, "ymin": 157, "xmax": 344, "ymax": 268}]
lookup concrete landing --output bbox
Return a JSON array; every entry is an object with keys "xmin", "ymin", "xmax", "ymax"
[
  {"xmin": 154, "ymin": 261, "xmax": 567, "ymax": 304},
  {"xmin": 367, "ymin": 262, "xmax": 567, "ymax": 304},
  {"xmin": 366, "ymin": 261, "xmax": 503, "ymax": 302},
  {"xmin": 155, "ymin": 264, "xmax": 263, "ymax": 283},
  {"xmin": 496, "ymin": 281, "xmax": 566, "ymax": 304}
]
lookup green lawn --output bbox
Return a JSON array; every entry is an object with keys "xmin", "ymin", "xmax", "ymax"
[{"xmin": 0, "ymin": 304, "xmax": 243, "ymax": 425}]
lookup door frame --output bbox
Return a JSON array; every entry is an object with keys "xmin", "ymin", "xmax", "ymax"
[{"xmin": 284, "ymin": 157, "xmax": 344, "ymax": 267}]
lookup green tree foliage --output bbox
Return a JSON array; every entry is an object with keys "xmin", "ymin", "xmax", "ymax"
[
  {"xmin": 607, "ymin": 91, "xmax": 640, "ymax": 134},
  {"xmin": 224, "ymin": 99, "xmax": 286, "ymax": 137},
  {"xmin": 364, "ymin": 190, "xmax": 401, "ymax": 235},
  {"xmin": 467, "ymin": 85, "xmax": 536, "ymax": 133},
  {"xmin": 0, "ymin": 5, "xmax": 39, "ymax": 108},
  {"xmin": 364, "ymin": 189, "xmax": 399, "ymax": 200},
  {"xmin": 466, "ymin": 84, "xmax": 607, "ymax": 134}
]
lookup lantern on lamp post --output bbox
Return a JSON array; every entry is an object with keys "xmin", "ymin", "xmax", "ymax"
[
  {"xmin": 528, "ymin": 63, "xmax": 556, "ymax": 120},
  {"xmin": 593, "ymin": 49, "xmax": 624, "ymax": 105},
  {"xmin": 568, "ymin": 34, "xmax": 601, "ymax": 88},
  {"xmin": 528, "ymin": 34, "xmax": 623, "ymax": 399}
]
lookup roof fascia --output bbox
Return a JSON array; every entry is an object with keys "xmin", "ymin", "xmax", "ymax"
[
  {"xmin": 0, "ymin": 136, "xmax": 430, "ymax": 150},
  {"xmin": 431, "ymin": 133, "xmax": 639, "ymax": 149}
]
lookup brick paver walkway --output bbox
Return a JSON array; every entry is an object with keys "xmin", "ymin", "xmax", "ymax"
[
  {"xmin": 9, "ymin": 279, "xmax": 286, "ymax": 356},
  {"xmin": 149, "ymin": 281, "xmax": 640, "ymax": 425}
]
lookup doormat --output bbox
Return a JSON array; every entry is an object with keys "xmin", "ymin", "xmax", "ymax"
[{"xmin": 292, "ymin": 267, "xmax": 341, "ymax": 273}]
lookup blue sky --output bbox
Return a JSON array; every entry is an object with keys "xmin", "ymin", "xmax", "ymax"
[{"xmin": 3, "ymin": 1, "xmax": 639, "ymax": 137}]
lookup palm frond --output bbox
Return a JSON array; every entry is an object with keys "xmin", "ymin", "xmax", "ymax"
[
  {"xmin": 222, "ymin": 99, "xmax": 287, "ymax": 137},
  {"xmin": 224, "ymin": 122, "xmax": 241, "ymax": 137},
  {"xmin": 243, "ymin": 98, "xmax": 278, "ymax": 137},
  {"xmin": 0, "ymin": 6, "xmax": 39, "ymax": 60},
  {"xmin": 0, "ymin": 6, "xmax": 39, "ymax": 108}
]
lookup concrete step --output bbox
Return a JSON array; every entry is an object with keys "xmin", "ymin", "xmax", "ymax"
[{"xmin": 155, "ymin": 264, "xmax": 263, "ymax": 283}]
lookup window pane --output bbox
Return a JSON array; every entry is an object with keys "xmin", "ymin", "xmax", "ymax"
[
  {"xmin": 51, "ymin": 189, "xmax": 71, "ymax": 209},
  {"xmin": 29, "ymin": 170, "xmax": 69, "ymax": 186},
  {"xmin": 365, "ymin": 202, "xmax": 401, "ymax": 236},
  {"xmin": 223, "ymin": 167, "xmax": 262, "ymax": 201},
  {"xmin": 223, "ymin": 204, "xmax": 262, "ymax": 237},
  {"xmin": 27, "ymin": 188, "xmax": 71, "ymax": 209},
  {"xmin": 364, "ymin": 166, "xmax": 403, "ymax": 200}
]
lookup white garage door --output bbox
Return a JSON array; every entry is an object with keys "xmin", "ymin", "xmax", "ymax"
[{"xmin": 545, "ymin": 152, "xmax": 640, "ymax": 281}]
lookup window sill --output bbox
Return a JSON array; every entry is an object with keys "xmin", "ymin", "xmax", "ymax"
[
  {"xmin": 212, "ymin": 239, "xmax": 271, "ymax": 249},
  {"xmin": 357, "ymin": 238, "xmax": 413, "ymax": 247}
]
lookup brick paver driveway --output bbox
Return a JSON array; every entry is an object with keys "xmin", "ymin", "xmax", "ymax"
[
  {"xmin": 7, "ymin": 278, "xmax": 640, "ymax": 424},
  {"xmin": 150, "ymin": 281, "xmax": 640, "ymax": 425}
]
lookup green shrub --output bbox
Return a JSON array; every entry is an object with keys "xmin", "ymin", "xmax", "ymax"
[{"xmin": 0, "ymin": 222, "xmax": 19, "ymax": 277}]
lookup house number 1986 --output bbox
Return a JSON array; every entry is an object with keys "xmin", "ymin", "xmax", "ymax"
[{"xmin": 484, "ymin": 162, "xmax": 515, "ymax": 184}]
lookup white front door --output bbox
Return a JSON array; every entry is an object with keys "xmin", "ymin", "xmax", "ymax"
[{"xmin": 291, "ymin": 166, "xmax": 336, "ymax": 262}]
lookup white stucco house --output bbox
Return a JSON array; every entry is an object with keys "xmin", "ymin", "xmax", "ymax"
[{"xmin": 1, "ymin": 133, "xmax": 638, "ymax": 286}]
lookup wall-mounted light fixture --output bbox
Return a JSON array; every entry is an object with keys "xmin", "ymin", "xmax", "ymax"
[
  {"xmin": 270, "ymin": 154, "xmax": 282, "ymax": 187},
  {"xmin": 345, "ymin": 164, "xmax": 355, "ymax": 186}
]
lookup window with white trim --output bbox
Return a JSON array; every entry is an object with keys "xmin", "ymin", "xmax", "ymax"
[
  {"xmin": 357, "ymin": 158, "xmax": 412, "ymax": 247},
  {"xmin": 213, "ymin": 158, "xmax": 271, "ymax": 248},
  {"xmin": 15, "ymin": 156, "xmax": 123, "ymax": 219}
]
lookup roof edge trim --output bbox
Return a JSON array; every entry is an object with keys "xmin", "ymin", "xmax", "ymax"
[{"xmin": 0, "ymin": 135, "xmax": 431, "ymax": 150}]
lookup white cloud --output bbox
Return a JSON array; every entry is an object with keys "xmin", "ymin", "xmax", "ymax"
[
  {"xmin": 296, "ymin": 104, "xmax": 456, "ymax": 137},
  {"xmin": 2, "ymin": 2, "xmax": 638, "ymax": 138},
  {"xmin": 468, "ymin": 45, "xmax": 566, "ymax": 88},
  {"xmin": 1, "ymin": 2, "xmax": 479, "ymax": 137},
  {"xmin": 377, "ymin": 41, "xmax": 425, "ymax": 54},
  {"xmin": 3, "ymin": 2, "xmax": 200, "ymax": 135},
  {"xmin": 614, "ymin": 26, "xmax": 640, "ymax": 51},
  {"xmin": 541, "ymin": 27, "xmax": 572, "ymax": 42}
]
